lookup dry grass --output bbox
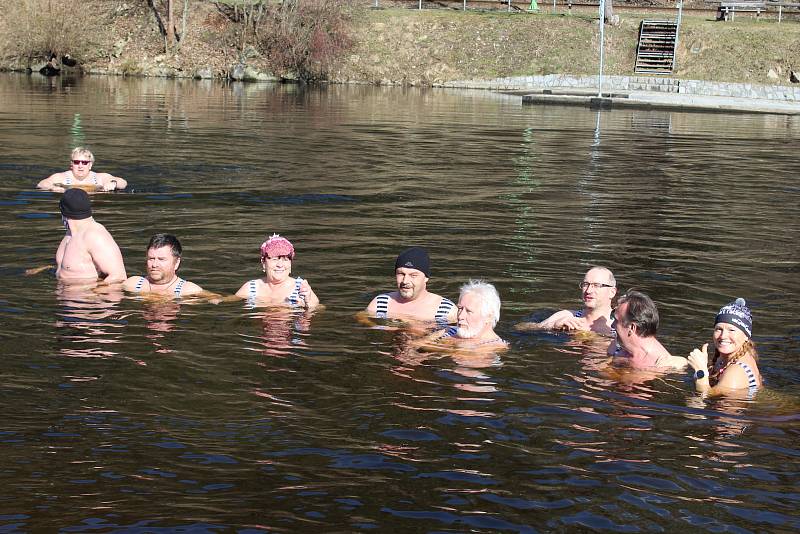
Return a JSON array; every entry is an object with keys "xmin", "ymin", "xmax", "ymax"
[
  {"xmin": 332, "ymin": 8, "xmax": 800, "ymax": 85},
  {"xmin": 1, "ymin": 1, "xmax": 799, "ymax": 85}
]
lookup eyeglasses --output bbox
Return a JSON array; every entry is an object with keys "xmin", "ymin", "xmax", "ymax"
[
  {"xmin": 72, "ymin": 160, "xmax": 91, "ymax": 165},
  {"xmin": 579, "ymin": 282, "xmax": 615, "ymax": 290}
]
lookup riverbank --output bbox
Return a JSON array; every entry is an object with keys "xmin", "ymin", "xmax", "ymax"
[{"xmin": 1, "ymin": 2, "xmax": 799, "ymax": 88}]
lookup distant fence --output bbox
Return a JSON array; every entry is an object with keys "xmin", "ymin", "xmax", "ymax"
[{"xmin": 368, "ymin": 0, "xmax": 800, "ymax": 19}]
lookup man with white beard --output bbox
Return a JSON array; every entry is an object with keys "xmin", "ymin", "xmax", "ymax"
[{"xmin": 416, "ymin": 280, "xmax": 507, "ymax": 352}]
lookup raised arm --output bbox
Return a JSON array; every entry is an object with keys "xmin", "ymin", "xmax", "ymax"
[{"xmin": 297, "ymin": 279, "xmax": 320, "ymax": 310}]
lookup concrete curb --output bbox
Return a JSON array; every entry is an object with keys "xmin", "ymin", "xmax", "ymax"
[
  {"xmin": 519, "ymin": 91, "xmax": 800, "ymax": 114},
  {"xmin": 439, "ymin": 74, "xmax": 800, "ymax": 114}
]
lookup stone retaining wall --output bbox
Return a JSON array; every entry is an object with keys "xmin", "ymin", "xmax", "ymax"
[{"xmin": 438, "ymin": 75, "xmax": 800, "ymax": 102}]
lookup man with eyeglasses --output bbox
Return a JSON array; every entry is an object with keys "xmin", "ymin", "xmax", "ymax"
[
  {"xmin": 38, "ymin": 147, "xmax": 127, "ymax": 192},
  {"xmin": 608, "ymin": 290, "xmax": 687, "ymax": 369},
  {"xmin": 515, "ymin": 266, "xmax": 617, "ymax": 336}
]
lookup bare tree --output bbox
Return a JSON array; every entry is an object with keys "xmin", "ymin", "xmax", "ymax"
[
  {"xmin": 604, "ymin": 0, "xmax": 620, "ymax": 25},
  {"xmin": 147, "ymin": 0, "xmax": 189, "ymax": 52}
]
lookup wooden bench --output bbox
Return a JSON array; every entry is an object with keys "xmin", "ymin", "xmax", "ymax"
[{"xmin": 715, "ymin": 0, "xmax": 767, "ymax": 21}]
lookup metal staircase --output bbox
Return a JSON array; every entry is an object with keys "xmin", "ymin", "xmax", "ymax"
[{"xmin": 635, "ymin": 20, "xmax": 678, "ymax": 75}]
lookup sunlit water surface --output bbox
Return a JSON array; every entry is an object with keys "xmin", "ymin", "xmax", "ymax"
[{"xmin": 1, "ymin": 74, "xmax": 799, "ymax": 532}]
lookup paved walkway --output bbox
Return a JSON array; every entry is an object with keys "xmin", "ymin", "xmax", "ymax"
[
  {"xmin": 439, "ymin": 74, "xmax": 800, "ymax": 115},
  {"xmin": 517, "ymin": 89, "xmax": 800, "ymax": 114}
]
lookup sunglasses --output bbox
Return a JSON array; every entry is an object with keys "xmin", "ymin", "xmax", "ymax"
[{"xmin": 71, "ymin": 160, "xmax": 91, "ymax": 165}]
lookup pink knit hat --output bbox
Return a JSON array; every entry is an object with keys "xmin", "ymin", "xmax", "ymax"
[{"xmin": 260, "ymin": 234, "xmax": 295, "ymax": 260}]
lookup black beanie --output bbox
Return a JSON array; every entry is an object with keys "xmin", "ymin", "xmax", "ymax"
[
  {"xmin": 59, "ymin": 188, "xmax": 92, "ymax": 220},
  {"xmin": 394, "ymin": 247, "xmax": 431, "ymax": 277}
]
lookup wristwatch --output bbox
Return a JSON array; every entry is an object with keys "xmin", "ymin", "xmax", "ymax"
[{"xmin": 694, "ymin": 369, "xmax": 706, "ymax": 380}]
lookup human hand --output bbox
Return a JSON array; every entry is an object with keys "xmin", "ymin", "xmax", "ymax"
[
  {"xmin": 103, "ymin": 180, "xmax": 118, "ymax": 192},
  {"xmin": 554, "ymin": 316, "xmax": 583, "ymax": 331},
  {"xmin": 688, "ymin": 343, "xmax": 709, "ymax": 372},
  {"xmin": 298, "ymin": 279, "xmax": 311, "ymax": 305}
]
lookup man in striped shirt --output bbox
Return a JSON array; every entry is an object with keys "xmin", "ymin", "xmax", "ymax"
[{"xmin": 364, "ymin": 247, "xmax": 457, "ymax": 325}]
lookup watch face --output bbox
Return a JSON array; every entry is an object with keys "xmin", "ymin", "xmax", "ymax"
[{"xmin": 695, "ymin": 369, "xmax": 705, "ymax": 379}]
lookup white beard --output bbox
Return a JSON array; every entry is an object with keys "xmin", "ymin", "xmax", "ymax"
[{"xmin": 456, "ymin": 325, "xmax": 477, "ymax": 339}]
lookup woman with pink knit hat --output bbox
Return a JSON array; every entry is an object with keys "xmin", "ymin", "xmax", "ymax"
[
  {"xmin": 688, "ymin": 298, "xmax": 762, "ymax": 397},
  {"xmin": 235, "ymin": 234, "xmax": 319, "ymax": 310}
]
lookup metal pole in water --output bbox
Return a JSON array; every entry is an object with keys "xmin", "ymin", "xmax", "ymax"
[{"xmin": 598, "ymin": 0, "xmax": 605, "ymax": 97}]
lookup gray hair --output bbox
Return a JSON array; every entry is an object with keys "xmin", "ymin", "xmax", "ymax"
[{"xmin": 460, "ymin": 280, "xmax": 501, "ymax": 327}]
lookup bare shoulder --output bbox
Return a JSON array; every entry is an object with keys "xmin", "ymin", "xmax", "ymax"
[
  {"xmin": 235, "ymin": 280, "xmax": 253, "ymax": 298},
  {"xmin": 122, "ymin": 276, "xmax": 141, "ymax": 291},
  {"xmin": 716, "ymin": 359, "xmax": 758, "ymax": 389},
  {"xmin": 86, "ymin": 221, "xmax": 116, "ymax": 244},
  {"xmin": 366, "ymin": 290, "xmax": 396, "ymax": 312},
  {"xmin": 181, "ymin": 281, "xmax": 204, "ymax": 296}
]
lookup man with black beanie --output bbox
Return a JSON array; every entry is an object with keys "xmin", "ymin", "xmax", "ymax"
[
  {"xmin": 364, "ymin": 246, "xmax": 457, "ymax": 325},
  {"xmin": 56, "ymin": 189, "xmax": 126, "ymax": 283}
]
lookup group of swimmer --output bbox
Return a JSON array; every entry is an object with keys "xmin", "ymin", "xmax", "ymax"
[{"xmin": 40, "ymin": 147, "xmax": 763, "ymax": 399}]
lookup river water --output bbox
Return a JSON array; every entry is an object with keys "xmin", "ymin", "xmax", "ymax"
[{"xmin": 0, "ymin": 73, "xmax": 799, "ymax": 532}]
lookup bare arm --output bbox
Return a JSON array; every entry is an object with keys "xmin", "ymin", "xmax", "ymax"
[
  {"xmin": 655, "ymin": 354, "xmax": 688, "ymax": 369},
  {"xmin": 97, "ymin": 172, "xmax": 127, "ymax": 191},
  {"xmin": 297, "ymin": 279, "xmax": 320, "ymax": 310},
  {"xmin": 234, "ymin": 281, "xmax": 251, "ymax": 299},
  {"xmin": 413, "ymin": 328, "xmax": 454, "ymax": 353},
  {"xmin": 37, "ymin": 172, "xmax": 65, "ymax": 192},
  {"xmin": 25, "ymin": 265, "xmax": 55, "ymax": 276},
  {"xmin": 87, "ymin": 230, "xmax": 126, "ymax": 283},
  {"xmin": 514, "ymin": 309, "xmax": 573, "ymax": 332},
  {"xmin": 122, "ymin": 276, "xmax": 140, "ymax": 292}
]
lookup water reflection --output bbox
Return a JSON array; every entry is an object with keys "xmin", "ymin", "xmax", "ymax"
[
  {"xmin": 54, "ymin": 281, "xmax": 125, "ymax": 359},
  {"xmin": 0, "ymin": 74, "xmax": 799, "ymax": 531}
]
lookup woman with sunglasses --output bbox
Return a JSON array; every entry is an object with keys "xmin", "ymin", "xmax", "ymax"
[
  {"xmin": 688, "ymin": 298, "xmax": 762, "ymax": 397},
  {"xmin": 235, "ymin": 234, "xmax": 320, "ymax": 310},
  {"xmin": 37, "ymin": 147, "xmax": 127, "ymax": 192}
]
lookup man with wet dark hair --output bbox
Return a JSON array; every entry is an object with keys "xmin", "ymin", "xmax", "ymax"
[
  {"xmin": 123, "ymin": 233, "xmax": 204, "ymax": 298},
  {"xmin": 609, "ymin": 290, "xmax": 686, "ymax": 369}
]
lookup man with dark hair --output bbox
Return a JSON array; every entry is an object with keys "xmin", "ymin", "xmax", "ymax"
[
  {"xmin": 609, "ymin": 290, "xmax": 686, "ymax": 369},
  {"xmin": 364, "ymin": 246, "xmax": 457, "ymax": 325},
  {"xmin": 123, "ymin": 233, "xmax": 204, "ymax": 298},
  {"xmin": 56, "ymin": 188, "xmax": 127, "ymax": 283}
]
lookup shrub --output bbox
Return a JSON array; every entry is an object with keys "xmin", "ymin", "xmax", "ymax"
[
  {"xmin": 1, "ymin": 0, "xmax": 89, "ymax": 64},
  {"xmin": 255, "ymin": 0, "xmax": 360, "ymax": 81}
]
